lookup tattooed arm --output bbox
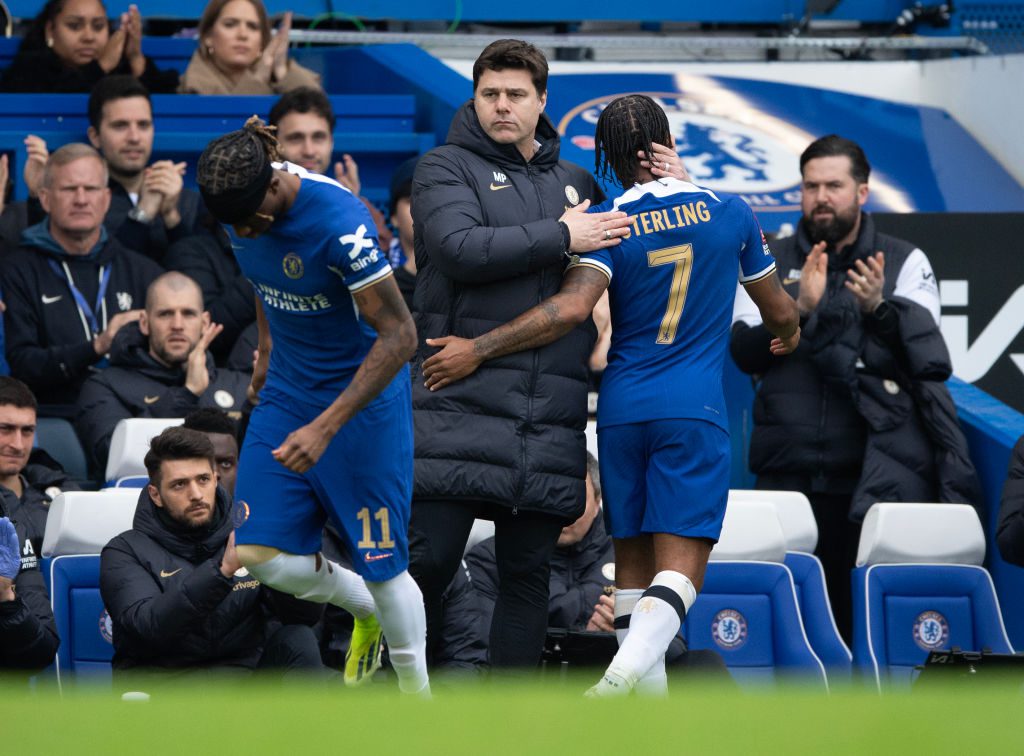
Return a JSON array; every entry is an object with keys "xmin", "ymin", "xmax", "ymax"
[
  {"xmin": 271, "ymin": 275, "xmax": 416, "ymax": 472},
  {"xmin": 422, "ymin": 265, "xmax": 609, "ymax": 391}
]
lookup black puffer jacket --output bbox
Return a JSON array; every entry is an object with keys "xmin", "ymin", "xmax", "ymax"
[
  {"xmin": 0, "ymin": 494, "xmax": 59, "ymax": 672},
  {"xmin": 100, "ymin": 487, "xmax": 267, "ymax": 672},
  {"xmin": 75, "ymin": 322, "xmax": 250, "ymax": 473},
  {"xmin": 411, "ymin": 101, "xmax": 602, "ymax": 520},
  {"xmin": 732, "ymin": 215, "xmax": 927, "ymax": 490},
  {"xmin": 996, "ymin": 436, "xmax": 1024, "ymax": 567}
]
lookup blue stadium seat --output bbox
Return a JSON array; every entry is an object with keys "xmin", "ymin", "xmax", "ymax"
[
  {"xmin": 851, "ymin": 503, "xmax": 1014, "ymax": 690},
  {"xmin": 683, "ymin": 498, "xmax": 828, "ymax": 689},
  {"xmin": 49, "ymin": 554, "xmax": 113, "ymax": 689},
  {"xmin": 728, "ymin": 490, "xmax": 853, "ymax": 681},
  {"xmin": 0, "ymin": 92, "xmax": 434, "ymax": 204},
  {"xmin": 34, "ymin": 417, "xmax": 89, "ymax": 482}
]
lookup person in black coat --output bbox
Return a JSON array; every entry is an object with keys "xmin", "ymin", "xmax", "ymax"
[
  {"xmin": 1, "ymin": 144, "xmax": 162, "ymax": 411},
  {"xmin": 0, "ymin": 0, "xmax": 178, "ymax": 93},
  {"xmin": 997, "ymin": 435, "xmax": 1024, "ymax": 567},
  {"xmin": 407, "ymin": 39, "xmax": 685, "ymax": 670},
  {"xmin": 76, "ymin": 272, "xmax": 250, "ymax": 475},
  {"xmin": 99, "ymin": 426, "xmax": 323, "ymax": 683},
  {"xmin": 730, "ymin": 135, "xmax": 978, "ymax": 641},
  {"xmin": 465, "ymin": 454, "xmax": 614, "ymax": 638},
  {"xmin": 0, "ymin": 378, "xmax": 60, "ymax": 673}
]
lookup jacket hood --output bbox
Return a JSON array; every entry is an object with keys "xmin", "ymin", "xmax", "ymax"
[
  {"xmin": 109, "ymin": 321, "xmax": 215, "ymax": 381},
  {"xmin": 132, "ymin": 484, "xmax": 233, "ymax": 563},
  {"xmin": 446, "ymin": 99, "xmax": 561, "ymax": 170},
  {"xmin": 20, "ymin": 219, "xmax": 111, "ymax": 262}
]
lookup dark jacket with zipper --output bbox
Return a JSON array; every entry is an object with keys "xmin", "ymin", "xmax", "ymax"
[
  {"xmin": 75, "ymin": 321, "xmax": 251, "ymax": 474},
  {"xmin": 410, "ymin": 101, "xmax": 602, "ymax": 521},
  {"xmin": 0, "ymin": 492, "xmax": 59, "ymax": 672},
  {"xmin": 466, "ymin": 514, "xmax": 614, "ymax": 631},
  {"xmin": 731, "ymin": 214, "xmax": 978, "ymax": 520},
  {"xmin": 0, "ymin": 222, "xmax": 162, "ymax": 406},
  {"xmin": 100, "ymin": 487, "xmax": 314, "ymax": 673},
  {"xmin": 997, "ymin": 436, "xmax": 1024, "ymax": 567}
]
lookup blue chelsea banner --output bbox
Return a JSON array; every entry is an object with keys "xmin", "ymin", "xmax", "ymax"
[{"xmin": 548, "ymin": 72, "xmax": 1024, "ymax": 231}]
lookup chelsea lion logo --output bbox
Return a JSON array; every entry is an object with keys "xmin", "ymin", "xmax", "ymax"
[
  {"xmin": 913, "ymin": 610, "xmax": 949, "ymax": 651},
  {"xmin": 99, "ymin": 609, "xmax": 114, "ymax": 644},
  {"xmin": 711, "ymin": 608, "xmax": 748, "ymax": 650},
  {"xmin": 558, "ymin": 89, "xmax": 816, "ymax": 213},
  {"xmin": 282, "ymin": 253, "xmax": 304, "ymax": 279},
  {"xmin": 232, "ymin": 500, "xmax": 250, "ymax": 529}
]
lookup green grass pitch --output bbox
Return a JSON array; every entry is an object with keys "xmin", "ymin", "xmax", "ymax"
[{"xmin": 5, "ymin": 672, "xmax": 1021, "ymax": 754}]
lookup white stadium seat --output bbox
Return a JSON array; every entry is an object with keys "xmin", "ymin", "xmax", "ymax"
[
  {"xmin": 104, "ymin": 418, "xmax": 184, "ymax": 483},
  {"xmin": 728, "ymin": 489, "xmax": 818, "ymax": 553},
  {"xmin": 710, "ymin": 498, "xmax": 786, "ymax": 562},
  {"xmin": 42, "ymin": 489, "xmax": 141, "ymax": 557},
  {"xmin": 856, "ymin": 502, "xmax": 986, "ymax": 567}
]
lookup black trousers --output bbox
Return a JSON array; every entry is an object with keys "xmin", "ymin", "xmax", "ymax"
[
  {"xmin": 258, "ymin": 624, "xmax": 327, "ymax": 678},
  {"xmin": 409, "ymin": 499, "xmax": 563, "ymax": 669},
  {"xmin": 806, "ymin": 492, "xmax": 862, "ymax": 645}
]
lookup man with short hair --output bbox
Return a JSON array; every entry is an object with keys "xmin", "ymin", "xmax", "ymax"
[
  {"xmin": 409, "ymin": 39, "xmax": 684, "ymax": 670},
  {"xmin": 1, "ymin": 143, "xmax": 162, "ymax": 409},
  {"xmin": 269, "ymin": 87, "xmax": 392, "ymax": 249},
  {"xmin": 0, "ymin": 377, "xmax": 60, "ymax": 672},
  {"xmin": 730, "ymin": 134, "xmax": 979, "ymax": 640},
  {"xmin": 387, "ymin": 156, "xmax": 418, "ymax": 312},
  {"xmin": 183, "ymin": 408, "xmax": 240, "ymax": 497},
  {"xmin": 422, "ymin": 94, "xmax": 800, "ymax": 695},
  {"xmin": 100, "ymin": 426, "xmax": 324, "ymax": 681},
  {"xmin": 75, "ymin": 271, "xmax": 249, "ymax": 473}
]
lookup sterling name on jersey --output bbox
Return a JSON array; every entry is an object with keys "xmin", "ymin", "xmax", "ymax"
[
  {"xmin": 231, "ymin": 162, "xmax": 395, "ymax": 406},
  {"xmin": 573, "ymin": 178, "xmax": 775, "ymax": 430}
]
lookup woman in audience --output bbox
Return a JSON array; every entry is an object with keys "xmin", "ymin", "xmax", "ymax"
[
  {"xmin": 0, "ymin": 0, "xmax": 178, "ymax": 93},
  {"xmin": 178, "ymin": 1, "xmax": 320, "ymax": 94}
]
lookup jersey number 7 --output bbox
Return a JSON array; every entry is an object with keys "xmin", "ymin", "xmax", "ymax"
[{"xmin": 647, "ymin": 244, "xmax": 694, "ymax": 344}]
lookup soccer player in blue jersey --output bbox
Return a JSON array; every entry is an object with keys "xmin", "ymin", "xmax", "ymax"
[
  {"xmin": 422, "ymin": 95, "xmax": 799, "ymax": 696},
  {"xmin": 196, "ymin": 118, "xmax": 429, "ymax": 695}
]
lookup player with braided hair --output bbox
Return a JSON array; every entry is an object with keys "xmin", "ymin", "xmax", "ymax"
[
  {"xmin": 422, "ymin": 94, "xmax": 799, "ymax": 696},
  {"xmin": 197, "ymin": 118, "xmax": 430, "ymax": 695}
]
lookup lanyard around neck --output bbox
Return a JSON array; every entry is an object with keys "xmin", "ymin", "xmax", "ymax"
[{"xmin": 47, "ymin": 259, "xmax": 112, "ymax": 338}]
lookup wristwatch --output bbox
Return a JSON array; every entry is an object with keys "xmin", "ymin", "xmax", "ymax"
[{"xmin": 128, "ymin": 205, "xmax": 154, "ymax": 224}]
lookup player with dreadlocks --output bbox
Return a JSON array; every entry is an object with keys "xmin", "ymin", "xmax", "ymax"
[
  {"xmin": 197, "ymin": 117, "xmax": 429, "ymax": 695},
  {"xmin": 421, "ymin": 94, "xmax": 800, "ymax": 696}
]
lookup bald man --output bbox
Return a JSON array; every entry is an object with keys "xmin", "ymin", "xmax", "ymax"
[{"xmin": 76, "ymin": 271, "xmax": 251, "ymax": 476}]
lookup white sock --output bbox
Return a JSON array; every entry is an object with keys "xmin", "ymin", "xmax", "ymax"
[
  {"xmin": 247, "ymin": 552, "xmax": 376, "ymax": 619},
  {"xmin": 367, "ymin": 571, "xmax": 430, "ymax": 696},
  {"xmin": 605, "ymin": 571, "xmax": 696, "ymax": 691},
  {"xmin": 613, "ymin": 587, "xmax": 667, "ymax": 696},
  {"xmin": 613, "ymin": 588, "xmax": 642, "ymax": 646}
]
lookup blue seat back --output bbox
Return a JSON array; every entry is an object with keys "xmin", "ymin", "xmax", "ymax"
[
  {"xmin": 784, "ymin": 551, "xmax": 852, "ymax": 679},
  {"xmin": 852, "ymin": 563, "xmax": 1014, "ymax": 690},
  {"xmin": 682, "ymin": 561, "xmax": 828, "ymax": 689},
  {"xmin": 49, "ymin": 554, "xmax": 113, "ymax": 687},
  {"xmin": 34, "ymin": 417, "xmax": 89, "ymax": 482}
]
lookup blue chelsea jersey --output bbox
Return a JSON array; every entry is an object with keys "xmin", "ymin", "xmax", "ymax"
[
  {"xmin": 230, "ymin": 163, "xmax": 396, "ymax": 407},
  {"xmin": 574, "ymin": 178, "xmax": 775, "ymax": 430}
]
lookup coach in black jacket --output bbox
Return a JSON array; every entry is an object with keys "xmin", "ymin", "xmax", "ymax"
[
  {"xmin": 997, "ymin": 436, "xmax": 1024, "ymax": 567},
  {"xmin": 100, "ymin": 427, "xmax": 322, "ymax": 681},
  {"xmin": 408, "ymin": 40, "xmax": 684, "ymax": 669},
  {"xmin": 76, "ymin": 272, "xmax": 249, "ymax": 475},
  {"xmin": 730, "ymin": 135, "xmax": 977, "ymax": 640}
]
